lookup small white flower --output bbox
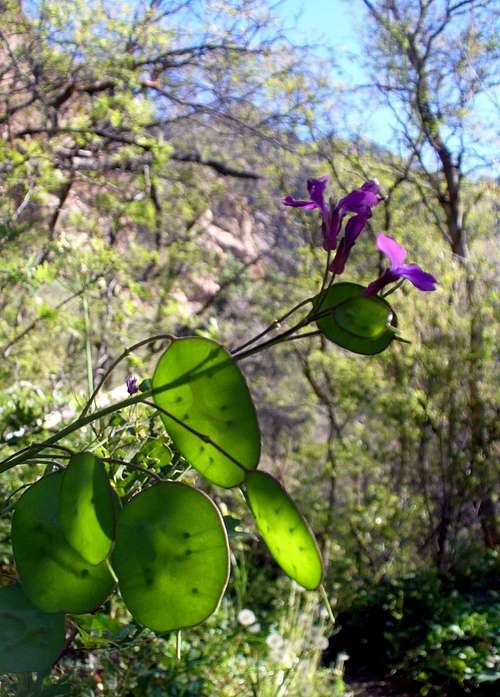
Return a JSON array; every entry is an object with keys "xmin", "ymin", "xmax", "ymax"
[
  {"xmin": 247, "ymin": 622, "xmax": 261, "ymax": 634},
  {"xmin": 86, "ymin": 653, "xmax": 98, "ymax": 670},
  {"xmin": 280, "ymin": 652, "xmax": 295, "ymax": 669},
  {"xmin": 237, "ymin": 609, "xmax": 257, "ymax": 626},
  {"xmin": 266, "ymin": 633, "xmax": 284, "ymax": 650},
  {"xmin": 315, "ymin": 636, "xmax": 329, "ymax": 650},
  {"xmin": 320, "ymin": 606, "xmax": 330, "ymax": 620}
]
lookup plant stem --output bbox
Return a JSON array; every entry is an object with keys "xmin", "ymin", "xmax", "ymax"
[
  {"xmin": 319, "ymin": 584, "xmax": 335, "ymax": 627},
  {"xmin": 0, "ymin": 301, "xmax": 334, "ymax": 475},
  {"xmin": 0, "ymin": 390, "xmax": 150, "ymax": 474},
  {"xmin": 230, "ymin": 296, "xmax": 314, "ymax": 355},
  {"xmin": 382, "ymin": 278, "xmax": 405, "ymax": 297},
  {"xmin": 102, "ymin": 456, "xmax": 162, "ymax": 482},
  {"xmin": 81, "ymin": 292, "xmax": 94, "ymax": 400},
  {"xmin": 79, "ymin": 333, "xmax": 176, "ymax": 418}
]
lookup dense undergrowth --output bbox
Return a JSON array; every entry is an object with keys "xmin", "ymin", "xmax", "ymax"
[{"xmin": 329, "ymin": 555, "xmax": 499, "ymax": 696}]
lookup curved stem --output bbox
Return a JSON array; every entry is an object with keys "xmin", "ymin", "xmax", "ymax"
[
  {"xmin": 79, "ymin": 333, "xmax": 176, "ymax": 418},
  {"xmin": 0, "ymin": 301, "xmax": 336, "ymax": 476},
  {"xmin": 382, "ymin": 278, "xmax": 405, "ymax": 297},
  {"xmin": 102, "ymin": 456, "xmax": 162, "ymax": 482},
  {"xmin": 0, "ymin": 390, "xmax": 151, "ymax": 474},
  {"xmin": 230, "ymin": 296, "xmax": 314, "ymax": 355}
]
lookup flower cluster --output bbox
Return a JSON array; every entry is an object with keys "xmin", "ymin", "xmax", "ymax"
[
  {"xmin": 283, "ymin": 175, "xmax": 437, "ymax": 295},
  {"xmin": 237, "ymin": 608, "xmax": 261, "ymax": 633},
  {"xmin": 283, "ymin": 175, "xmax": 382, "ymax": 272}
]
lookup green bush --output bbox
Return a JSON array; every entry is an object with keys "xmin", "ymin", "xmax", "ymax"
[{"xmin": 328, "ymin": 555, "xmax": 500, "ymax": 696}]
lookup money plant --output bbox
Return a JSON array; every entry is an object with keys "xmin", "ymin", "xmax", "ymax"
[{"xmin": 0, "ymin": 175, "xmax": 436, "ymax": 678}]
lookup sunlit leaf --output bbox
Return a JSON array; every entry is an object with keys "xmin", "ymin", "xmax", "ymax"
[
  {"xmin": 315, "ymin": 282, "xmax": 396, "ymax": 355},
  {"xmin": 59, "ymin": 452, "xmax": 115, "ymax": 565},
  {"xmin": 245, "ymin": 471, "xmax": 323, "ymax": 590},
  {"xmin": 152, "ymin": 337, "xmax": 260, "ymax": 487},
  {"xmin": 112, "ymin": 482, "xmax": 230, "ymax": 632},
  {"xmin": 12, "ymin": 472, "xmax": 115, "ymax": 613}
]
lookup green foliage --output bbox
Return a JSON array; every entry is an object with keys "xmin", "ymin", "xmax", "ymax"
[
  {"xmin": 315, "ymin": 282, "xmax": 396, "ymax": 354},
  {"xmin": 59, "ymin": 453, "xmax": 115, "ymax": 565},
  {"xmin": 112, "ymin": 482, "xmax": 230, "ymax": 632},
  {"xmin": 0, "ymin": 584, "xmax": 65, "ymax": 674},
  {"xmin": 329, "ymin": 557, "xmax": 500, "ymax": 695},
  {"xmin": 245, "ymin": 471, "xmax": 323, "ymax": 590},
  {"xmin": 152, "ymin": 337, "xmax": 261, "ymax": 488},
  {"xmin": 0, "ymin": 0, "xmax": 497, "ymax": 693}
]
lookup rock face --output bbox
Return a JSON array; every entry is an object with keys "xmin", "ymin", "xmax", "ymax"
[{"xmin": 172, "ymin": 201, "xmax": 274, "ymax": 312}]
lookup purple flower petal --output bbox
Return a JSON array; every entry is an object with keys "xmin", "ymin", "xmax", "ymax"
[
  {"xmin": 394, "ymin": 263, "xmax": 438, "ymax": 291},
  {"xmin": 282, "ymin": 195, "xmax": 319, "ymax": 210},
  {"xmin": 307, "ymin": 176, "xmax": 329, "ymax": 214},
  {"xmin": 338, "ymin": 180, "xmax": 382, "ymax": 216},
  {"xmin": 126, "ymin": 375, "xmax": 138, "ymax": 395},
  {"xmin": 377, "ymin": 233, "xmax": 407, "ymax": 268},
  {"xmin": 330, "ymin": 213, "xmax": 368, "ymax": 274},
  {"xmin": 361, "ymin": 179, "xmax": 381, "ymax": 195}
]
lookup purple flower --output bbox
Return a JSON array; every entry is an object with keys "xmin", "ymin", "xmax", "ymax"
[
  {"xmin": 126, "ymin": 375, "xmax": 138, "ymax": 395},
  {"xmin": 283, "ymin": 176, "xmax": 382, "ymax": 256},
  {"xmin": 364, "ymin": 234, "xmax": 438, "ymax": 296}
]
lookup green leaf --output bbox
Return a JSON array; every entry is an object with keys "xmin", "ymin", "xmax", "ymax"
[
  {"xmin": 245, "ymin": 471, "xmax": 323, "ymax": 590},
  {"xmin": 335, "ymin": 296, "xmax": 393, "ymax": 338},
  {"xmin": 12, "ymin": 472, "xmax": 115, "ymax": 613},
  {"xmin": 152, "ymin": 337, "xmax": 260, "ymax": 488},
  {"xmin": 315, "ymin": 282, "xmax": 396, "ymax": 355},
  {"xmin": 59, "ymin": 452, "xmax": 115, "ymax": 565},
  {"xmin": 0, "ymin": 584, "xmax": 65, "ymax": 674},
  {"xmin": 136, "ymin": 438, "xmax": 172, "ymax": 469},
  {"xmin": 111, "ymin": 482, "xmax": 230, "ymax": 632}
]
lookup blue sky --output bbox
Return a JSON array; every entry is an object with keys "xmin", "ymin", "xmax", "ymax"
[
  {"xmin": 275, "ymin": 0, "xmax": 499, "ymax": 176},
  {"xmin": 276, "ymin": 0, "xmax": 396, "ymax": 145}
]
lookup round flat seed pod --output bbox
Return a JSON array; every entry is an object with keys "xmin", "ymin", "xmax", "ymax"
[
  {"xmin": 152, "ymin": 337, "xmax": 260, "ymax": 488},
  {"xmin": 112, "ymin": 482, "xmax": 230, "ymax": 632},
  {"xmin": 12, "ymin": 472, "xmax": 115, "ymax": 614},
  {"xmin": 59, "ymin": 452, "xmax": 115, "ymax": 565},
  {"xmin": 245, "ymin": 471, "xmax": 323, "ymax": 590},
  {"xmin": 0, "ymin": 584, "xmax": 65, "ymax": 674},
  {"xmin": 315, "ymin": 282, "xmax": 397, "ymax": 355}
]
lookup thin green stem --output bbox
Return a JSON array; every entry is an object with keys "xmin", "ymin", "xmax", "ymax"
[
  {"xmin": 176, "ymin": 630, "xmax": 182, "ymax": 661},
  {"xmin": 79, "ymin": 333, "xmax": 176, "ymax": 418},
  {"xmin": 0, "ymin": 390, "xmax": 151, "ymax": 474},
  {"xmin": 230, "ymin": 296, "xmax": 314, "ymax": 355},
  {"xmin": 81, "ymin": 292, "xmax": 94, "ymax": 400},
  {"xmin": 382, "ymin": 279, "xmax": 405, "ymax": 297},
  {"xmin": 102, "ymin": 456, "xmax": 162, "ymax": 482},
  {"xmin": 106, "ymin": 558, "xmax": 119, "ymax": 584},
  {"xmin": 319, "ymin": 584, "xmax": 335, "ymax": 627}
]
